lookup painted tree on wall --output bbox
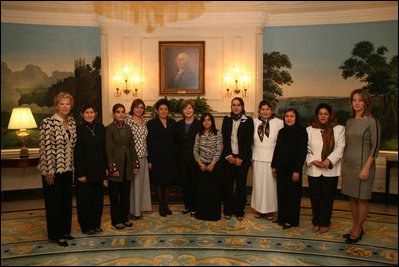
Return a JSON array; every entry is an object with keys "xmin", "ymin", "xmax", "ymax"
[
  {"xmin": 339, "ymin": 41, "xmax": 398, "ymax": 124},
  {"xmin": 263, "ymin": 51, "xmax": 293, "ymax": 105}
]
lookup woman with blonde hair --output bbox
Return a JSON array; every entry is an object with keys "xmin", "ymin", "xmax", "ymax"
[
  {"xmin": 39, "ymin": 91, "xmax": 76, "ymax": 247},
  {"xmin": 341, "ymin": 89, "xmax": 381, "ymax": 243}
]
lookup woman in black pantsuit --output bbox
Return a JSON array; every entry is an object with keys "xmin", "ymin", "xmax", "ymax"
[
  {"xmin": 271, "ymin": 109, "xmax": 308, "ymax": 229},
  {"xmin": 39, "ymin": 92, "xmax": 76, "ymax": 247},
  {"xmin": 222, "ymin": 97, "xmax": 254, "ymax": 221},
  {"xmin": 74, "ymin": 104, "xmax": 108, "ymax": 235},
  {"xmin": 176, "ymin": 100, "xmax": 201, "ymax": 217},
  {"xmin": 147, "ymin": 99, "xmax": 177, "ymax": 217}
]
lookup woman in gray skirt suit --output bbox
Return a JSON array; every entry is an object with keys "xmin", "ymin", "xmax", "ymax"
[{"xmin": 341, "ymin": 89, "xmax": 381, "ymax": 244}]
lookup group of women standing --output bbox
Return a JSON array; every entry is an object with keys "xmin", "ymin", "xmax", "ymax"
[{"xmin": 38, "ymin": 88, "xmax": 380, "ymax": 247}]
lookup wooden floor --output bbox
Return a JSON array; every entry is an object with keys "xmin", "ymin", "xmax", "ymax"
[{"xmin": 2, "ymin": 195, "xmax": 397, "ymax": 216}]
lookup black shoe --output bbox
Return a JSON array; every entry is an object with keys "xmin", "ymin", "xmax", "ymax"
[
  {"xmin": 342, "ymin": 233, "xmax": 351, "ymax": 239},
  {"xmin": 182, "ymin": 209, "xmax": 190, "ymax": 214},
  {"xmin": 56, "ymin": 239, "xmax": 68, "ymax": 247},
  {"xmin": 85, "ymin": 229, "xmax": 96, "ymax": 235},
  {"xmin": 94, "ymin": 228, "xmax": 103, "ymax": 233},
  {"xmin": 190, "ymin": 212, "xmax": 196, "ymax": 217},
  {"xmin": 166, "ymin": 207, "xmax": 172, "ymax": 215},
  {"xmin": 283, "ymin": 223, "xmax": 292, "ymax": 230},
  {"xmin": 345, "ymin": 234, "xmax": 362, "ymax": 244},
  {"xmin": 64, "ymin": 234, "xmax": 74, "ymax": 240},
  {"xmin": 343, "ymin": 228, "xmax": 363, "ymax": 239},
  {"xmin": 159, "ymin": 207, "xmax": 167, "ymax": 217}
]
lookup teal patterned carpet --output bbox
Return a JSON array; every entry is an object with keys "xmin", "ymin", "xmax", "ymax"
[{"xmin": 1, "ymin": 204, "xmax": 397, "ymax": 266}]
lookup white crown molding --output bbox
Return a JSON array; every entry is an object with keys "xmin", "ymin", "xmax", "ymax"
[
  {"xmin": 1, "ymin": 9, "xmax": 98, "ymax": 27},
  {"xmin": 266, "ymin": 6, "xmax": 398, "ymax": 27}
]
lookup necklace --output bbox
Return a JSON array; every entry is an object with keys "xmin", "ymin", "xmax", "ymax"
[{"xmin": 85, "ymin": 124, "xmax": 96, "ymax": 136}]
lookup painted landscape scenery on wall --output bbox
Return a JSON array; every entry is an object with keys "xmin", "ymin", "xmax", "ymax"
[
  {"xmin": 263, "ymin": 21, "xmax": 398, "ymax": 151},
  {"xmin": 1, "ymin": 23, "xmax": 101, "ymax": 149}
]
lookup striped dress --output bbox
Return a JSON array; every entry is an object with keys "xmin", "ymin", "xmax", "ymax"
[{"xmin": 341, "ymin": 117, "xmax": 381, "ymax": 200}]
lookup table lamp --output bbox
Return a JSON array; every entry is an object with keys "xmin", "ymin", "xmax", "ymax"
[{"xmin": 7, "ymin": 106, "xmax": 38, "ymax": 158}]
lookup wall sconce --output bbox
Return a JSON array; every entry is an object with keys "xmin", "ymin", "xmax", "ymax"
[
  {"xmin": 7, "ymin": 106, "xmax": 38, "ymax": 158},
  {"xmin": 114, "ymin": 67, "xmax": 140, "ymax": 97},
  {"xmin": 225, "ymin": 67, "xmax": 249, "ymax": 98}
]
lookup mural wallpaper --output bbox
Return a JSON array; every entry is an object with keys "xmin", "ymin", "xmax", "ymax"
[
  {"xmin": 263, "ymin": 20, "xmax": 398, "ymax": 151},
  {"xmin": 1, "ymin": 23, "xmax": 101, "ymax": 149}
]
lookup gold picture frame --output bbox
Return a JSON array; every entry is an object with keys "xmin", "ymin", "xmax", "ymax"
[{"xmin": 159, "ymin": 41, "xmax": 205, "ymax": 95}]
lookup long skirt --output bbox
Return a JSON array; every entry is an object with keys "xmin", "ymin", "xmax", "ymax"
[
  {"xmin": 195, "ymin": 162, "xmax": 222, "ymax": 221},
  {"xmin": 251, "ymin": 161, "xmax": 277, "ymax": 214},
  {"xmin": 130, "ymin": 157, "xmax": 152, "ymax": 216},
  {"xmin": 276, "ymin": 170, "xmax": 302, "ymax": 226}
]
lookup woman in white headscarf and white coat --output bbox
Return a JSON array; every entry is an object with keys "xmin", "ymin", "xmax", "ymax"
[{"xmin": 251, "ymin": 100, "xmax": 284, "ymax": 220}]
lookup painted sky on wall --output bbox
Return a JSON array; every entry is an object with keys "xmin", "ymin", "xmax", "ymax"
[
  {"xmin": 1, "ymin": 23, "xmax": 100, "ymax": 75},
  {"xmin": 263, "ymin": 20, "xmax": 398, "ymax": 98}
]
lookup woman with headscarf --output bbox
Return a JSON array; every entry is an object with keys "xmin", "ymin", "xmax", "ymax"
[
  {"xmin": 222, "ymin": 97, "xmax": 254, "ymax": 221},
  {"xmin": 271, "ymin": 108, "xmax": 308, "ymax": 229},
  {"xmin": 305, "ymin": 103, "xmax": 345, "ymax": 234}
]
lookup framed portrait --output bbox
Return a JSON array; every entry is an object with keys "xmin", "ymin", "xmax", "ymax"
[{"xmin": 159, "ymin": 41, "xmax": 205, "ymax": 95}]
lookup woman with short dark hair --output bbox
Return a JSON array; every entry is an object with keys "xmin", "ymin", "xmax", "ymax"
[
  {"xmin": 251, "ymin": 100, "xmax": 284, "ymax": 221},
  {"xmin": 147, "ymin": 99, "xmax": 177, "ymax": 217},
  {"xmin": 74, "ymin": 104, "xmax": 107, "ymax": 235},
  {"xmin": 105, "ymin": 103, "xmax": 140, "ymax": 230},
  {"xmin": 125, "ymin": 98, "xmax": 152, "ymax": 220}
]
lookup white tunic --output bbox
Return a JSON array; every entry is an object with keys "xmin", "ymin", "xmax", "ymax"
[
  {"xmin": 250, "ymin": 117, "xmax": 284, "ymax": 213},
  {"xmin": 305, "ymin": 125, "xmax": 345, "ymax": 177}
]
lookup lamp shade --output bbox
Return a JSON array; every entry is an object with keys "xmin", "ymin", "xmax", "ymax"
[{"xmin": 8, "ymin": 106, "xmax": 38, "ymax": 130}]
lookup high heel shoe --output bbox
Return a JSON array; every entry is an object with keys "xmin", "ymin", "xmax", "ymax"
[
  {"xmin": 345, "ymin": 234, "xmax": 362, "ymax": 244},
  {"xmin": 343, "ymin": 228, "xmax": 363, "ymax": 239}
]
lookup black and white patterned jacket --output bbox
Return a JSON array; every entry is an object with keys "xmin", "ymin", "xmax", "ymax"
[{"xmin": 38, "ymin": 113, "xmax": 77, "ymax": 176}]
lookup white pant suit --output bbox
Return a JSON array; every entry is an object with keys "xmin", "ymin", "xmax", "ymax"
[{"xmin": 250, "ymin": 117, "xmax": 284, "ymax": 213}]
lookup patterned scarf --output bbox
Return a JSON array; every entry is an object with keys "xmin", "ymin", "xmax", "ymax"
[
  {"xmin": 230, "ymin": 111, "xmax": 244, "ymax": 121},
  {"xmin": 311, "ymin": 120, "xmax": 336, "ymax": 161},
  {"xmin": 257, "ymin": 115, "xmax": 274, "ymax": 142}
]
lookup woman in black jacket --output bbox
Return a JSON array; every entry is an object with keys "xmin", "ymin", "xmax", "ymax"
[
  {"xmin": 271, "ymin": 108, "xmax": 308, "ymax": 229},
  {"xmin": 147, "ymin": 99, "xmax": 177, "ymax": 217},
  {"xmin": 175, "ymin": 100, "xmax": 201, "ymax": 216},
  {"xmin": 222, "ymin": 97, "xmax": 254, "ymax": 221},
  {"xmin": 74, "ymin": 104, "xmax": 108, "ymax": 235}
]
